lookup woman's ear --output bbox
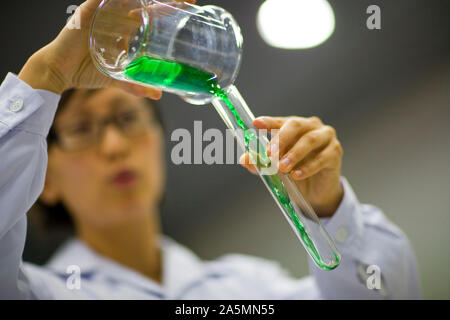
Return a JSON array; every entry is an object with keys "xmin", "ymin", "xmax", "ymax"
[{"xmin": 39, "ymin": 162, "xmax": 61, "ymax": 206}]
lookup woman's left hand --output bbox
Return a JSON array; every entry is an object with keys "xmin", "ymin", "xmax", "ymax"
[{"xmin": 239, "ymin": 116, "xmax": 344, "ymax": 218}]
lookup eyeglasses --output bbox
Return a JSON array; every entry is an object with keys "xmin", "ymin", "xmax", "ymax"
[{"xmin": 53, "ymin": 106, "xmax": 156, "ymax": 151}]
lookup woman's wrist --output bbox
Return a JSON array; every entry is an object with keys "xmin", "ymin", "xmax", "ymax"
[
  {"xmin": 312, "ymin": 179, "xmax": 344, "ymax": 218},
  {"xmin": 18, "ymin": 50, "xmax": 67, "ymax": 95}
]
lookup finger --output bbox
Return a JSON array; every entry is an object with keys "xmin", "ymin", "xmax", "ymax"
[
  {"xmin": 278, "ymin": 126, "xmax": 335, "ymax": 173},
  {"xmin": 239, "ymin": 153, "xmax": 258, "ymax": 175},
  {"xmin": 81, "ymin": 0, "xmax": 103, "ymax": 13},
  {"xmin": 254, "ymin": 115, "xmax": 322, "ymax": 130},
  {"xmin": 253, "ymin": 116, "xmax": 290, "ymax": 130},
  {"xmin": 266, "ymin": 117, "xmax": 322, "ymax": 158},
  {"xmin": 290, "ymin": 140, "xmax": 342, "ymax": 180}
]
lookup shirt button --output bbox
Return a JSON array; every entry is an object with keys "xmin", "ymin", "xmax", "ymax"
[
  {"xmin": 335, "ymin": 226, "xmax": 348, "ymax": 243},
  {"xmin": 9, "ymin": 98, "xmax": 24, "ymax": 113}
]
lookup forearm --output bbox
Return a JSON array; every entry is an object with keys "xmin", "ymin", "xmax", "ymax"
[
  {"xmin": 0, "ymin": 73, "xmax": 60, "ymax": 298},
  {"xmin": 310, "ymin": 173, "xmax": 344, "ymax": 218}
]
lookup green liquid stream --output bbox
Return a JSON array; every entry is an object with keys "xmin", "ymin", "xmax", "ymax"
[{"xmin": 124, "ymin": 56, "xmax": 338, "ymax": 270}]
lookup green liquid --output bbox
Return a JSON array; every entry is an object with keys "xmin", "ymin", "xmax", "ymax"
[
  {"xmin": 125, "ymin": 56, "xmax": 338, "ymax": 270},
  {"xmin": 124, "ymin": 56, "xmax": 218, "ymax": 95}
]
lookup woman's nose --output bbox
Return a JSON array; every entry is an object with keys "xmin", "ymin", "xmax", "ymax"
[{"xmin": 97, "ymin": 125, "xmax": 131, "ymax": 160}]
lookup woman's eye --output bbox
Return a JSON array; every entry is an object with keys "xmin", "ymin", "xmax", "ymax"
[
  {"xmin": 68, "ymin": 123, "xmax": 92, "ymax": 135},
  {"xmin": 118, "ymin": 111, "xmax": 139, "ymax": 125}
]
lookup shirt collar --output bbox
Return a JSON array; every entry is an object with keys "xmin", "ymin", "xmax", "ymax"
[{"xmin": 45, "ymin": 234, "xmax": 206, "ymax": 298}]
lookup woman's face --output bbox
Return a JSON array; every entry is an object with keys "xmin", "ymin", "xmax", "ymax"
[{"xmin": 41, "ymin": 88, "xmax": 165, "ymax": 228}]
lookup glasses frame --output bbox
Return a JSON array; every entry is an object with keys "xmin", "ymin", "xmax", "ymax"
[{"xmin": 50, "ymin": 105, "xmax": 156, "ymax": 152}]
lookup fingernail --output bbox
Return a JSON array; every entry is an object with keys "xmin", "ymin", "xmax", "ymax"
[
  {"xmin": 254, "ymin": 117, "xmax": 266, "ymax": 126},
  {"xmin": 295, "ymin": 169, "xmax": 303, "ymax": 177},
  {"xmin": 280, "ymin": 157, "xmax": 290, "ymax": 168},
  {"xmin": 150, "ymin": 90, "xmax": 162, "ymax": 100}
]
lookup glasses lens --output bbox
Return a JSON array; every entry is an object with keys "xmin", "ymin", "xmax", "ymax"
[
  {"xmin": 58, "ymin": 119, "xmax": 97, "ymax": 150},
  {"xmin": 115, "ymin": 108, "xmax": 149, "ymax": 135},
  {"xmin": 56, "ymin": 107, "xmax": 152, "ymax": 151}
]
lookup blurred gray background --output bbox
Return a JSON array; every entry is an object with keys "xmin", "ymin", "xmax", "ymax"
[{"xmin": 1, "ymin": 0, "xmax": 449, "ymax": 299}]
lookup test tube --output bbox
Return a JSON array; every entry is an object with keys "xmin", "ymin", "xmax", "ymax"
[{"xmin": 212, "ymin": 85, "xmax": 341, "ymax": 270}]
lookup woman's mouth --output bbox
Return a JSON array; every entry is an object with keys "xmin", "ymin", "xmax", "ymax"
[{"xmin": 111, "ymin": 169, "xmax": 138, "ymax": 188}]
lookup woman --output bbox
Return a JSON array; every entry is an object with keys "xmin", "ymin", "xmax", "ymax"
[{"xmin": 0, "ymin": 0, "xmax": 420, "ymax": 299}]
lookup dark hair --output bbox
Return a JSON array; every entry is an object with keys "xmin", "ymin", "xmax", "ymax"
[{"xmin": 30, "ymin": 88, "xmax": 165, "ymax": 234}]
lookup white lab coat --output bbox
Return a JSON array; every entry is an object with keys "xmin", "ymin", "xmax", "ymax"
[{"xmin": 0, "ymin": 73, "xmax": 421, "ymax": 299}]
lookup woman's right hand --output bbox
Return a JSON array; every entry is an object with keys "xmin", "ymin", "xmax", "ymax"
[{"xmin": 18, "ymin": 0, "xmax": 182, "ymax": 98}]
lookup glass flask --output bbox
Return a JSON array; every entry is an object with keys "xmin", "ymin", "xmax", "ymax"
[{"xmin": 90, "ymin": 0, "xmax": 341, "ymax": 270}]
